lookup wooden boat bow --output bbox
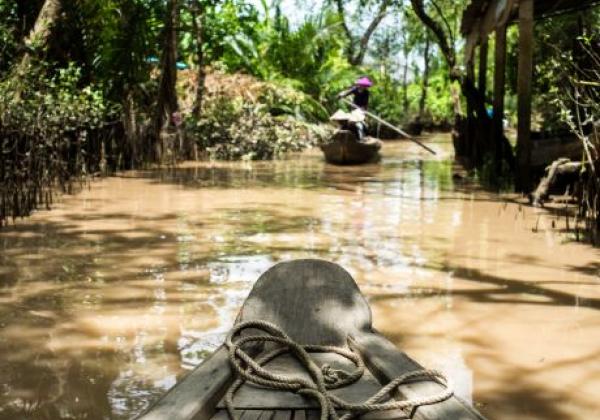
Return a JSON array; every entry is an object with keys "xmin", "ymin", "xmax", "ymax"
[{"xmin": 138, "ymin": 259, "xmax": 485, "ymax": 420}]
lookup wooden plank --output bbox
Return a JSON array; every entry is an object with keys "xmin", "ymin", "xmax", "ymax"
[
  {"xmin": 479, "ymin": 0, "xmax": 510, "ymax": 38},
  {"xmin": 361, "ymin": 409, "xmax": 409, "ymax": 420},
  {"xmin": 211, "ymin": 410, "xmax": 232, "ymax": 420},
  {"xmin": 292, "ymin": 410, "xmax": 306, "ymax": 420},
  {"xmin": 516, "ymin": 0, "xmax": 535, "ymax": 190},
  {"xmin": 136, "ymin": 346, "xmax": 231, "ymax": 420},
  {"xmin": 351, "ymin": 334, "xmax": 485, "ymax": 420},
  {"xmin": 464, "ymin": 0, "xmax": 514, "ymax": 63},
  {"xmin": 213, "ymin": 409, "xmax": 275, "ymax": 420},
  {"xmin": 240, "ymin": 410, "xmax": 266, "ymax": 420},
  {"xmin": 304, "ymin": 410, "xmax": 320, "ymax": 420},
  {"xmin": 271, "ymin": 411, "xmax": 292, "ymax": 420}
]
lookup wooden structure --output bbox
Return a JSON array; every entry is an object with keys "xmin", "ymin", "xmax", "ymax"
[
  {"xmin": 321, "ymin": 130, "xmax": 382, "ymax": 165},
  {"xmin": 530, "ymin": 131, "xmax": 583, "ymax": 167},
  {"xmin": 137, "ymin": 260, "xmax": 485, "ymax": 420},
  {"xmin": 461, "ymin": 0, "xmax": 600, "ymax": 189}
]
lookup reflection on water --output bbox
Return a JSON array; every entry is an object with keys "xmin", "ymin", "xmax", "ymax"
[
  {"xmin": 1, "ymin": 135, "xmax": 599, "ymax": 419},
  {"xmin": 208, "ymin": 255, "xmax": 274, "ymax": 284}
]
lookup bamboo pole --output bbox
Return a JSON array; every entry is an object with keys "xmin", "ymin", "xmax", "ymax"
[{"xmin": 341, "ymin": 99, "xmax": 437, "ymax": 155}]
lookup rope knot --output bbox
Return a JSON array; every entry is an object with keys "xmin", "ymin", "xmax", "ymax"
[
  {"xmin": 321, "ymin": 364, "xmax": 351, "ymax": 386},
  {"xmin": 224, "ymin": 320, "xmax": 454, "ymax": 420}
]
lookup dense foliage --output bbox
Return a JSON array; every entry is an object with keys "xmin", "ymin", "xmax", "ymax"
[
  {"xmin": 191, "ymin": 96, "xmax": 328, "ymax": 160},
  {"xmin": 0, "ymin": 63, "xmax": 120, "ymax": 226},
  {"xmin": 1, "ymin": 0, "xmax": 599, "ymax": 235},
  {"xmin": 551, "ymin": 35, "xmax": 600, "ymax": 243},
  {"xmin": 186, "ymin": 72, "xmax": 333, "ymax": 160}
]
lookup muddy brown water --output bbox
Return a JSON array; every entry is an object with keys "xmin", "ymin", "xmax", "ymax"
[{"xmin": 0, "ymin": 134, "xmax": 599, "ymax": 420}]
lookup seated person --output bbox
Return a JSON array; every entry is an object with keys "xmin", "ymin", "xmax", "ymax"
[{"xmin": 337, "ymin": 77, "xmax": 373, "ymax": 141}]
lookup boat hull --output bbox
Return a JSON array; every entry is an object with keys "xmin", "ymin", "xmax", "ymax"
[
  {"xmin": 320, "ymin": 130, "xmax": 382, "ymax": 165},
  {"xmin": 137, "ymin": 260, "xmax": 485, "ymax": 420}
]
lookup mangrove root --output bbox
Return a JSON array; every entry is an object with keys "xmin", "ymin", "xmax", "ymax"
[{"xmin": 530, "ymin": 158, "xmax": 584, "ymax": 206}]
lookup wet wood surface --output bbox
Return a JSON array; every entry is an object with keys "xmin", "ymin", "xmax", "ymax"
[
  {"xmin": 352, "ymin": 334, "xmax": 484, "ymax": 420},
  {"xmin": 139, "ymin": 259, "xmax": 486, "ymax": 420},
  {"xmin": 137, "ymin": 346, "xmax": 232, "ymax": 420},
  {"xmin": 320, "ymin": 130, "xmax": 381, "ymax": 165}
]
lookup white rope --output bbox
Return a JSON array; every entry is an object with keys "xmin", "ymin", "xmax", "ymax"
[{"xmin": 224, "ymin": 320, "xmax": 454, "ymax": 420}]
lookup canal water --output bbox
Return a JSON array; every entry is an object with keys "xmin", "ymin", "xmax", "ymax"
[{"xmin": 0, "ymin": 135, "xmax": 598, "ymax": 419}]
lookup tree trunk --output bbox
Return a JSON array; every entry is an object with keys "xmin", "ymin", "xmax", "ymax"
[
  {"xmin": 410, "ymin": 0, "xmax": 514, "ymax": 170},
  {"xmin": 402, "ymin": 59, "xmax": 409, "ymax": 114},
  {"xmin": 335, "ymin": 0, "xmax": 391, "ymax": 66},
  {"xmin": 419, "ymin": 35, "xmax": 431, "ymax": 118},
  {"xmin": 123, "ymin": 90, "xmax": 138, "ymax": 169},
  {"xmin": 402, "ymin": 32, "xmax": 409, "ymax": 114},
  {"xmin": 334, "ymin": 0, "xmax": 356, "ymax": 63},
  {"xmin": 154, "ymin": 0, "xmax": 180, "ymax": 162},
  {"xmin": 15, "ymin": 0, "xmax": 61, "ymax": 75},
  {"xmin": 191, "ymin": 1, "xmax": 206, "ymax": 118},
  {"xmin": 351, "ymin": 0, "xmax": 391, "ymax": 65}
]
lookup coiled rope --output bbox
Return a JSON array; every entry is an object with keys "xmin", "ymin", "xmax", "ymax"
[{"xmin": 224, "ymin": 320, "xmax": 453, "ymax": 420}]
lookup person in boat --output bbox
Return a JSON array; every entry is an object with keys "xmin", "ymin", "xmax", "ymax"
[
  {"xmin": 337, "ymin": 77, "xmax": 373, "ymax": 141},
  {"xmin": 338, "ymin": 77, "xmax": 372, "ymax": 110}
]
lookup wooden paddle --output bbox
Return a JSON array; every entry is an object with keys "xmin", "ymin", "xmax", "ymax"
[{"xmin": 341, "ymin": 98, "xmax": 437, "ymax": 155}]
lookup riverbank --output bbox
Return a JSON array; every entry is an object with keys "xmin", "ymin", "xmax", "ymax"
[{"xmin": 0, "ymin": 135, "xmax": 599, "ymax": 419}]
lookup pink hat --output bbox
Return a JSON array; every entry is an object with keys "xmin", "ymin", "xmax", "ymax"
[{"xmin": 355, "ymin": 77, "xmax": 373, "ymax": 87}]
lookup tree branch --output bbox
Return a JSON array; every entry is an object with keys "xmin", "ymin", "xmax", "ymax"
[
  {"xmin": 334, "ymin": 0, "xmax": 356, "ymax": 61},
  {"xmin": 191, "ymin": 0, "xmax": 206, "ymax": 117},
  {"xmin": 409, "ymin": 1, "xmax": 488, "ymax": 121},
  {"xmin": 16, "ymin": 0, "xmax": 62, "ymax": 73},
  {"xmin": 409, "ymin": 0, "xmax": 455, "ymax": 70},
  {"xmin": 430, "ymin": 0, "xmax": 455, "ymax": 50},
  {"xmin": 352, "ymin": 0, "xmax": 391, "ymax": 65}
]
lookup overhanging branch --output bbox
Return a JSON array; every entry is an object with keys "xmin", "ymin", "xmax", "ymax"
[{"xmin": 409, "ymin": 0, "xmax": 455, "ymax": 70}]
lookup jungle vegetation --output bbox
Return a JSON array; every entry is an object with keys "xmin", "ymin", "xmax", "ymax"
[{"xmin": 0, "ymin": 0, "xmax": 599, "ymax": 239}]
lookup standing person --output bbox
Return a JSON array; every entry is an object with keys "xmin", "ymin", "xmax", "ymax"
[
  {"xmin": 337, "ymin": 76, "xmax": 373, "ymax": 110},
  {"xmin": 337, "ymin": 77, "xmax": 373, "ymax": 141}
]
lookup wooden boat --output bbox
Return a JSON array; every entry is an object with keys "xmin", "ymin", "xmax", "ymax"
[
  {"xmin": 138, "ymin": 259, "xmax": 484, "ymax": 420},
  {"xmin": 321, "ymin": 130, "xmax": 382, "ymax": 165}
]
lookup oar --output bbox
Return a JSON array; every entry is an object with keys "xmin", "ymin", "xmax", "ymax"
[{"xmin": 341, "ymin": 98, "xmax": 437, "ymax": 155}]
